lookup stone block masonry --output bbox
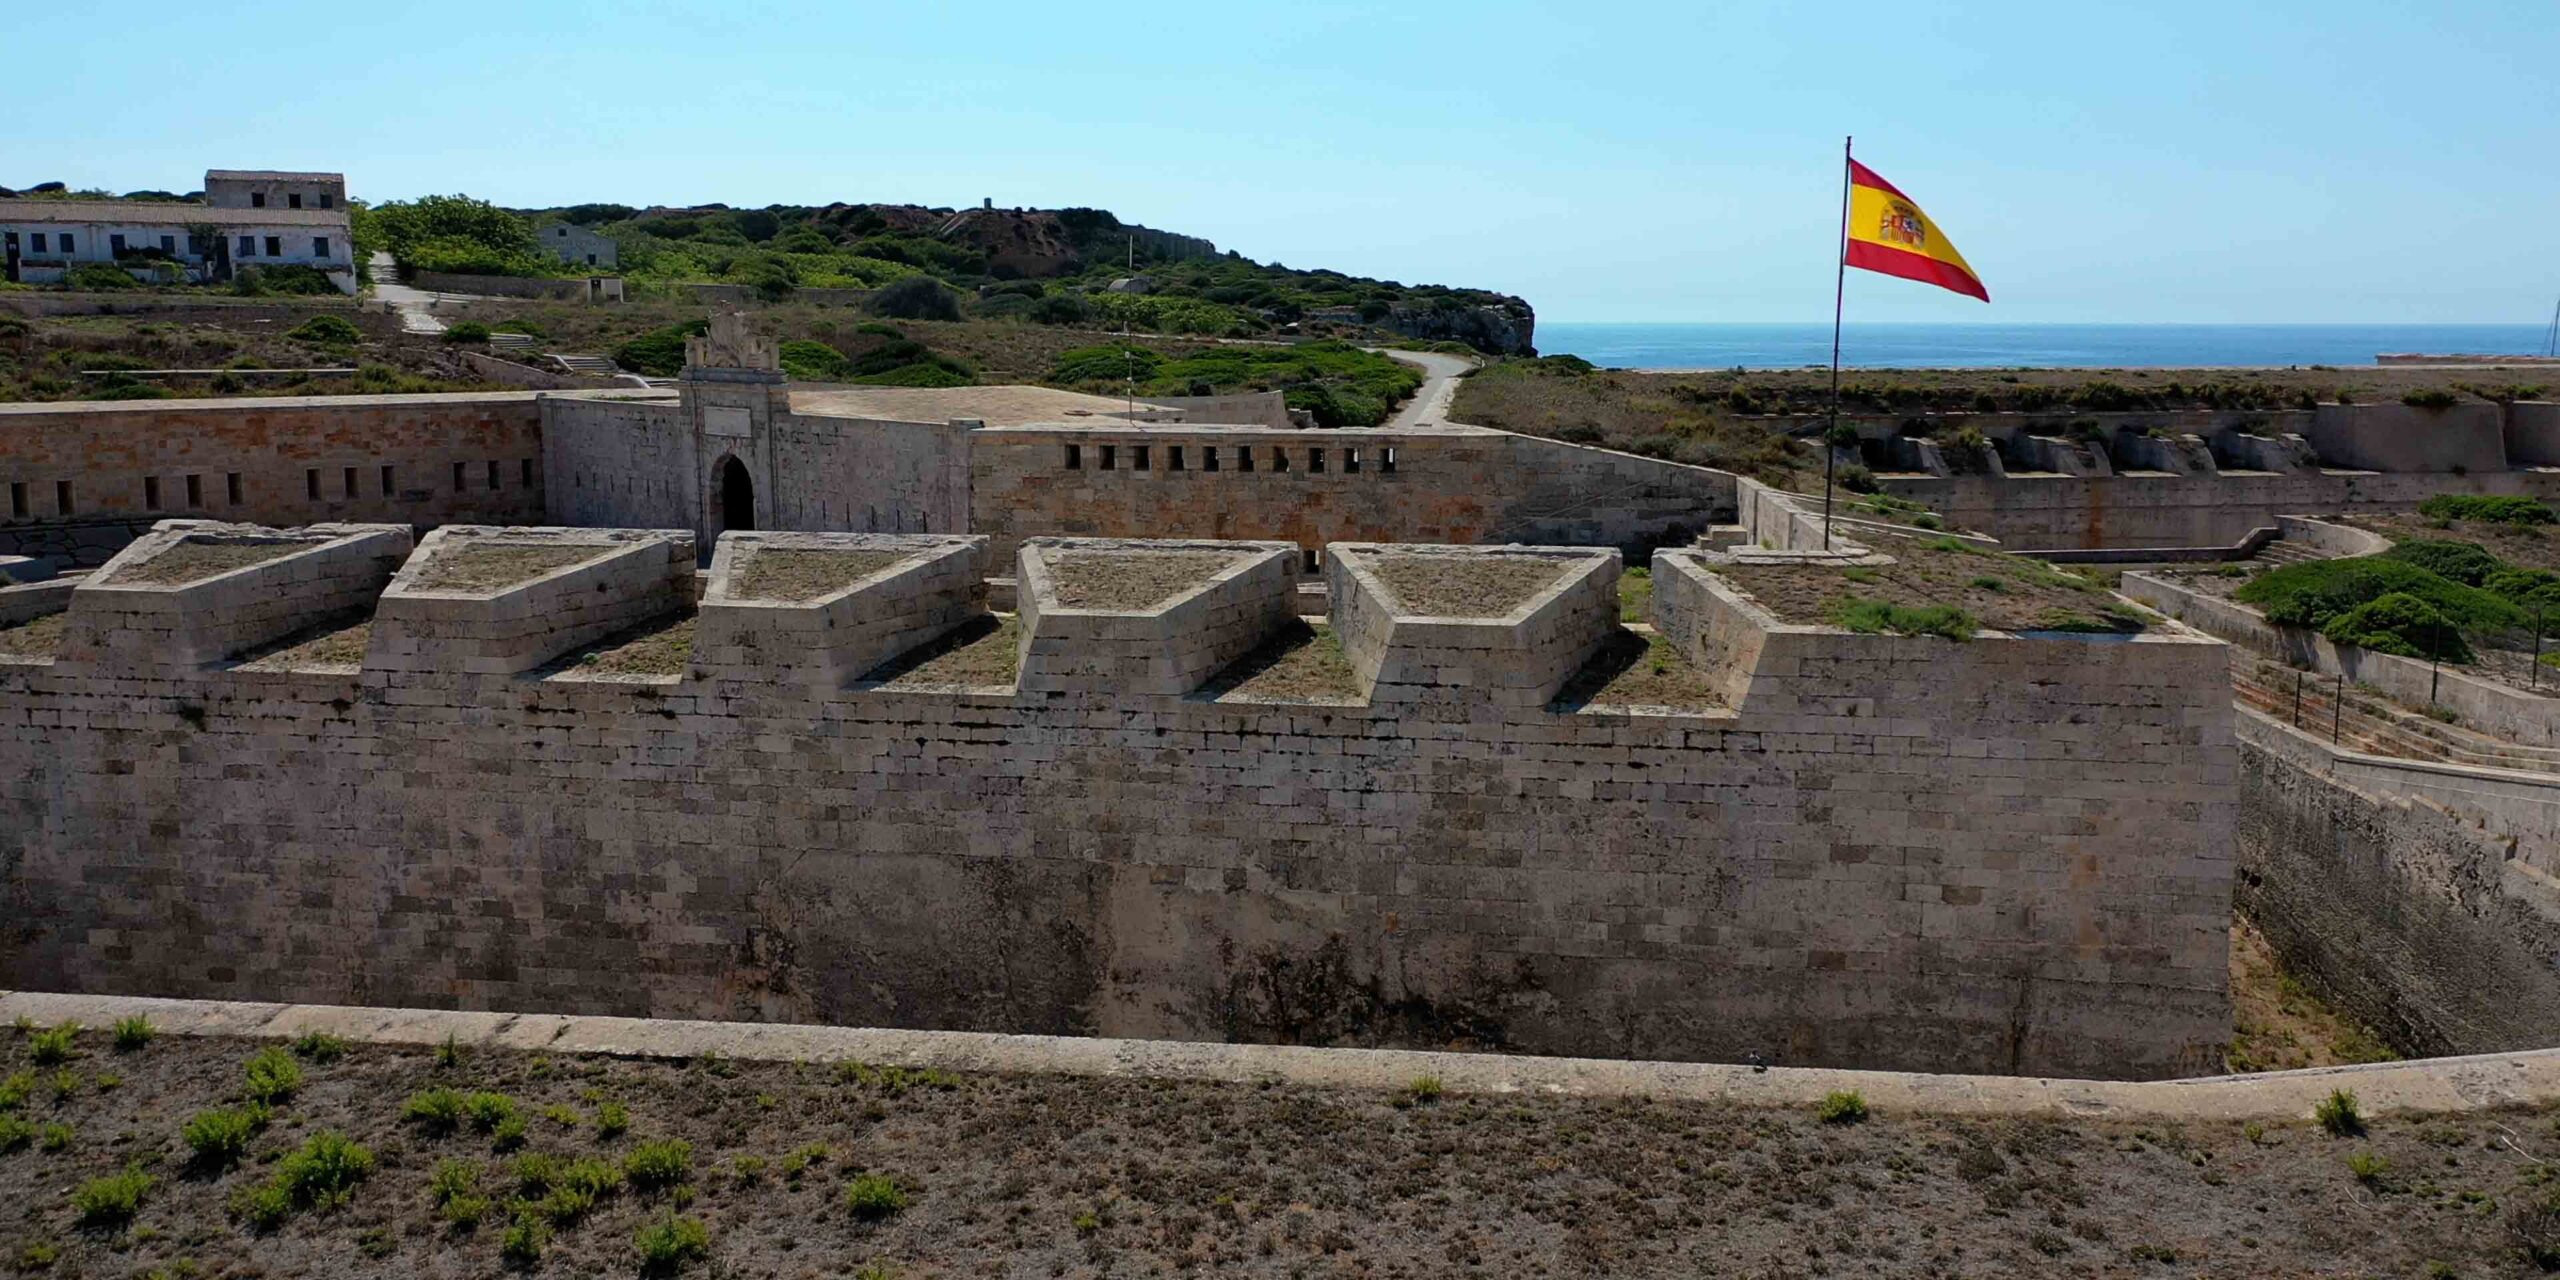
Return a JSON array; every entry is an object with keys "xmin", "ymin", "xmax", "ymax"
[
  {"xmin": 366, "ymin": 525, "xmax": 694, "ymax": 676},
  {"xmin": 1015, "ymin": 538, "xmax": 1297, "ymax": 696},
  {"xmin": 693, "ymin": 532, "xmax": 987, "ymax": 692},
  {"xmin": 0, "ymin": 529, "xmax": 2236, "ymax": 1081},
  {"xmin": 58, "ymin": 521, "xmax": 410, "ymax": 672},
  {"xmin": 1329, "ymin": 543, "xmax": 1618, "ymax": 707}
]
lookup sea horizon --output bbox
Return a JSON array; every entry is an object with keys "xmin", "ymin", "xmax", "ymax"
[{"xmin": 1535, "ymin": 321, "xmax": 2560, "ymax": 371}]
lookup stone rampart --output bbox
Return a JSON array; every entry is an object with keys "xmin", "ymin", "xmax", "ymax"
[
  {"xmin": 2307, "ymin": 402, "xmax": 2509, "ymax": 474},
  {"xmin": 367, "ymin": 525, "xmax": 693, "ymax": 675},
  {"xmin": 0, "ymin": 530, "xmax": 2234, "ymax": 1081},
  {"xmin": 696, "ymin": 532, "xmax": 987, "ymax": 691},
  {"xmin": 2512, "ymin": 402, "xmax": 2560, "ymax": 466},
  {"xmin": 1329, "ymin": 543, "xmax": 1617, "ymax": 706},
  {"xmin": 58, "ymin": 521, "xmax": 410, "ymax": 672},
  {"xmin": 1880, "ymin": 469, "xmax": 2560, "ymax": 550},
  {"xmin": 1015, "ymin": 538, "xmax": 1296, "ymax": 696}
]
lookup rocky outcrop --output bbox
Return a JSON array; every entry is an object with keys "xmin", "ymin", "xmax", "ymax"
[{"xmin": 1383, "ymin": 297, "xmax": 1537, "ymax": 357}]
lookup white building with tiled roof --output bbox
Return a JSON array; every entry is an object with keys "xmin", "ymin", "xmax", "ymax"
[{"xmin": 0, "ymin": 168, "xmax": 356, "ymax": 292}]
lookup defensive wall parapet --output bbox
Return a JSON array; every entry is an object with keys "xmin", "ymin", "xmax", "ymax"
[
  {"xmin": 367, "ymin": 525, "xmax": 693, "ymax": 676},
  {"xmin": 0, "ymin": 527, "xmax": 2236, "ymax": 1080},
  {"xmin": 1015, "ymin": 537, "xmax": 1297, "ymax": 696},
  {"xmin": 695, "ymin": 531, "xmax": 987, "ymax": 693},
  {"xmin": 1328, "ymin": 543, "xmax": 1617, "ymax": 707},
  {"xmin": 58, "ymin": 521, "xmax": 410, "ymax": 672}
]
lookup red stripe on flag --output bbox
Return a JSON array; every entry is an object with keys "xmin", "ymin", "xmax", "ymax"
[
  {"xmin": 1844, "ymin": 240, "xmax": 1989, "ymax": 302},
  {"xmin": 1845, "ymin": 158, "xmax": 1910, "ymax": 201}
]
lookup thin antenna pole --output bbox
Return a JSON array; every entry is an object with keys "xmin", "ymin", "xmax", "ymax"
[
  {"xmin": 2545, "ymin": 294, "xmax": 2559, "ymax": 359},
  {"xmin": 1824, "ymin": 135, "xmax": 1853, "ymax": 552}
]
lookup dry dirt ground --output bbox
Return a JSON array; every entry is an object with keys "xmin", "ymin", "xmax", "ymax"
[
  {"xmin": 1553, "ymin": 627, "xmax": 1725, "ymax": 714},
  {"xmin": 234, "ymin": 615, "xmax": 371, "ymax": 672},
  {"xmin": 0, "ymin": 612, "xmax": 68, "ymax": 658},
  {"xmin": 734, "ymin": 550, "xmax": 912, "ymax": 603},
  {"xmin": 867, "ymin": 614, "xmax": 1019, "ymax": 689},
  {"xmin": 1363, "ymin": 554, "xmax": 1567, "ymax": 618},
  {"xmin": 0, "ymin": 309, "xmax": 507, "ymax": 402},
  {"xmin": 557, "ymin": 612, "xmax": 696, "ymax": 679},
  {"xmin": 104, "ymin": 541, "xmax": 307, "ymax": 587},
  {"xmin": 411, "ymin": 546, "xmax": 598, "ymax": 594},
  {"xmin": 1710, "ymin": 536, "xmax": 2141, "ymax": 635},
  {"xmin": 1043, "ymin": 552, "xmax": 1239, "ymax": 611},
  {"xmin": 1205, "ymin": 621, "xmax": 1363, "ymax": 704},
  {"xmin": 4, "ymin": 1024, "xmax": 2557, "ymax": 1280},
  {"xmin": 2226, "ymin": 920, "xmax": 2399, "ymax": 1074}
]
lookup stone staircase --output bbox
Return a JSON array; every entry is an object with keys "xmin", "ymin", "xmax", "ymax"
[
  {"xmin": 548, "ymin": 353, "xmax": 619, "ymax": 377},
  {"xmin": 487, "ymin": 332, "xmax": 536, "ymax": 353},
  {"xmin": 2251, "ymin": 540, "xmax": 2328, "ymax": 566},
  {"xmin": 2233, "ymin": 655, "xmax": 2560, "ymax": 775}
]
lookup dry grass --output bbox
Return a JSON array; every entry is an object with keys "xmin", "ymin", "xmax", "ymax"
[
  {"xmin": 235, "ymin": 614, "xmax": 371, "ymax": 671},
  {"xmin": 1, "ymin": 1026, "xmax": 2548, "ymax": 1279},
  {"xmin": 107, "ymin": 539, "xmax": 308, "ymax": 586},
  {"xmin": 1367, "ymin": 553, "xmax": 1568, "ymax": 618},
  {"xmin": 2226, "ymin": 918, "xmax": 2399, "ymax": 1073},
  {"xmin": 1208, "ymin": 620, "xmax": 1362, "ymax": 703},
  {"xmin": 867, "ymin": 614, "xmax": 1018, "ymax": 689},
  {"xmin": 1043, "ymin": 551, "xmax": 1237, "ymax": 611},
  {"xmin": 0, "ymin": 611, "xmax": 68, "ymax": 658},
  {"xmin": 1713, "ymin": 535, "xmax": 2145, "ymax": 635},
  {"xmin": 2346, "ymin": 512, "xmax": 2560, "ymax": 574},
  {"xmin": 734, "ymin": 549, "xmax": 912, "ymax": 602},
  {"xmin": 559, "ymin": 611, "xmax": 696, "ymax": 678},
  {"xmin": 1556, "ymin": 628, "xmax": 1725, "ymax": 714},
  {"xmin": 412, "ymin": 544, "xmax": 599, "ymax": 593}
]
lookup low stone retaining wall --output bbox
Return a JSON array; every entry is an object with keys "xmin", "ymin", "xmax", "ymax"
[
  {"xmin": 410, "ymin": 271, "xmax": 593, "ymax": 301},
  {"xmin": 7, "ymin": 989, "xmax": 2559, "ymax": 1124}
]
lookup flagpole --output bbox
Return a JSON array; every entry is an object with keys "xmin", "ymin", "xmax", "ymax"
[{"xmin": 1824, "ymin": 135, "xmax": 1852, "ymax": 551}]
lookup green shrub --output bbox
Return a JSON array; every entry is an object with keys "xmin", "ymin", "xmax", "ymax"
[
  {"xmin": 778, "ymin": 339, "xmax": 852, "ymax": 380},
  {"xmin": 290, "ymin": 1032, "xmax": 348, "ymax": 1063},
  {"xmin": 0, "ymin": 1070, "xmax": 33, "ymax": 1111},
  {"xmin": 1406, "ymin": 1074, "xmax": 1444, "ymax": 1104},
  {"xmin": 622, "ymin": 1138, "xmax": 693, "ymax": 1191},
  {"xmin": 2401, "ymin": 389, "xmax": 2460, "ymax": 409},
  {"xmin": 182, "ymin": 1103, "xmax": 269, "ymax": 1169},
  {"xmin": 1050, "ymin": 343, "xmax": 1163, "ymax": 385},
  {"xmin": 634, "ymin": 1215, "xmax": 710, "ymax": 1274},
  {"xmin": 2236, "ymin": 556, "xmax": 2523, "ymax": 634},
  {"xmin": 429, "ymin": 1157, "xmax": 479, "ymax": 1206},
  {"xmin": 463, "ymin": 1091, "xmax": 517, "ymax": 1133},
  {"xmin": 613, "ymin": 319, "xmax": 710, "ymax": 377},
  {"xmin": 111, "ymin": 1016, "xmax": 154, "ymax": 1052},
  {"xmin": 843, "ymin": 1172, "xmax": 908, "ymax": 1219},
  {"xmin": 285, "ymin": 315, "xmax": 360, "ymax": 347},
  {"xmin": 2322, "ymin": 592, "xmax": 2473, "ymax": 662},
  {"xmin": 27, "ymin": 1023, "xmax": 78, "ymax": 1065},
  {"xmin": 37, "ymin": 1123, "xmax": 70, "ymax": 1152},
  {"xmin": 868, "ymin": 277, "xmax": 961, "ymax": 322},
  {"xmin": 238, "ymin": 1131, "xmax": 372, "ymax": 1226},
  {"xmin": 2381, "ymin": 538, "xmax": 2502, "ymax": 586},
  {"xmin": 64, "ymin": 262, "xmax": 141, "ymax": 290},
  {"xmin": 402, "ymin": 1087, "xmax": 467, "ymax": 1134},
  {"xmin": 243, "ymin": 1047, "xmax": 303, "ymax": 1104},
  {"xmin": 440, "ymin": 321, "xmax": 491, "ymax": 344},
  {"xmin": 596, "ymin": 1099, "xmax": 631, "ymax": 1138},
  {"xmin": 1830, "ymin": 598, "xmax": 1975, "ymax": 641},
  {"xmin": 2347, "ymin": 1149, "xmax": 2390, "ymax": 1185},
  {"xmin": 500, "ymin": 1217, "xmax": 548, "ymax": 1264},
  {"xmin": 2418, "ymin": 493, "xmax": 2556, "ymax": 525},
  {"xmin": 72, "ymin": 1165, "xmax": 151, "ymax": 1226},
  {"xmin": 1816, "ymin": 1090, "xmax": 1869, "ymax": 1124},
  {"xmin": 0, "ymin": 1115, "xmax": 31, "ymax": 1151},
  {"xmin": 2315, "ymin": 1088, "xmax": 2363, "ymax": 1137}
]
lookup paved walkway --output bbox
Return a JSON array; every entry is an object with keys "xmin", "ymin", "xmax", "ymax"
[
  {"xmin": 1374, "ymin": 348, "xmax": 1479, "ymax": 430},
  {"xmin": 8, "ymin": 989, "xmax": 2554, "ymax": 1122},
  {"xmin": 368, "ymin": 251, "xmax": 487, "ymax": 335}
]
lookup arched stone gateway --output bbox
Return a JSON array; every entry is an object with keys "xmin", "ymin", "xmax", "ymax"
[{"xmin": 718, "ymin": 455, "xmax": 755, "ymax": 532}]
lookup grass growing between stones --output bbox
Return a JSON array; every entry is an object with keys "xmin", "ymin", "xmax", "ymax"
[
  {"xmin": 0, "ymin": 611, "xmax": 67, "ymax": 659},
  {"xmin": 1715, "ymin": 534, "xmax": 2145, "ymax": 635},
  {"xmin": 411, "ymin": 544, "xmax": 600, "ymax": 593},
  {"xmin": 7, "ymin": 1024, "xmax": 2560, "ymax": 1277},
  {"xmin": 233, "ymin": 612, "xmax": 372, "ymax": 671},
  {"xmin": 105, "ymin": 539, "xmax": 309, "ymax": 586},
  {"xmin": 1366, "ymin": 552, "xmax": 1569, "ymax": 617},
  {"xmin": 1555, "ymin": 627, "xmax": 1726, "ymax": 714},
  {"xmin": 557, "ymin": 611, "xmax": 696, "ymax": 679},
  {"xmin": 1044, "ymin": 550, "xmax": 1239, "ymax": 611},
  {"xmin": 866, "ymin": 613, "xmax": 1019, "ymax": 689},
  {"xmin": 1207, "ymin": 619, "xmax": 1362, "ymax": 704},
  {"xmin": 733, "ymin": 548, "xmax": 912, "ymax": 602}
]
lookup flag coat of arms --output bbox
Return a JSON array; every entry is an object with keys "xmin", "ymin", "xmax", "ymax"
[{"xmin": 1843, "ymin": 159, "xmax": 1989, "ymax": 302}]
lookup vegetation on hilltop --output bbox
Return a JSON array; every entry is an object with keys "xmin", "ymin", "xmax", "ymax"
[{"xmin": 1048, "ymin": 341, "xmax": 1421, "ymax": 427}]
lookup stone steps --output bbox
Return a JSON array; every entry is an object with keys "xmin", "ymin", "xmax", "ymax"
[
  {"xmin": 2234, "ymin": 658, "xmax": 2560, "ymax": 774},
  {"xmin": 548, "ymin": 353, "xmax": 618, "ymax": 377}
]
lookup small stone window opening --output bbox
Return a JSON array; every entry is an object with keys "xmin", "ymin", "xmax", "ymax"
[
  {"xmin": 487, "ymin": 460, "xmax": 502, "ymax": 490},
  {"xmin": 9, "ymin": 482, "xmax": 25, "ymax": 518},
  {"xmin": 342, "ymin": 466, "xmax": 357, "ymax": 498},
  {"xmin": 1064, "ymin": 443, "xmax": 1082, "ymax": 469},
  {"xmin": 304, "ymin": 469, "xmax": 320, "ymax": 500},
  {"xmin": 1382, "ymin": 447, "xmax": 1398, "ymax": 473},
  {"xmin": 1237, "ymin": 447, "xmax": 1253, "ymax": 473},
  {"xmin": 185, "ymin": 474, "xmax": 202, "ymax": 508},
  {"xmin": 225, "ymin": 473, "xmax": 243, "ymax": 505},
  {"xmin": 1303, "ymin": 547, "xmax": 1321, "ymax": 573},
  {"xmin": 1272, "ymin": 447, "xmax": 1290, "ymax": 473},
  {"xmin": 520, "ymin": 459, "xmax": 534, "ymax": 487},
  {"xmin": 1099, "ymin": 445, "xmax": 1117, "ymax": 471},
  {"xmin": 452, "ymin": 461, "xmax": 467, "ymax": 491},
  {"xmin": 144, "ymin": 476, "xmax": 162, "ymax": 510},
  {"xmin": 1308, "ymin": 448, "xmax": 1326, "ymax": 473},
  {"xmin": 1132, "ymin": 444, "xmax": 1150, "ymax": 471},
  {"xmin": 55, "ymin": 481, "xmax": 73, "ymax": 516},
  {"xmin": 263, "ymin": 236, "xmax": 281, "ymax": 258},
  {"xmin": 1168, "ymin": 446, "xmax": 1186, "ymax": 471},
  {"xmin": 1345, "ymin": 448, "xmax": 1362, "ymax": 473},
  {"xmin": 1203, "ymin": 446, "xmax": 1220, "ymax": 472},
  {"xmin": 381, "ymin": 465, "xmax": 396, "ymax": 496}
]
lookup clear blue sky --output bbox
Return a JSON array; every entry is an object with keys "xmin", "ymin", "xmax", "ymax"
[{"xmin": 5, "ymin": 0, "xmax": 2554, "ymax": 324}]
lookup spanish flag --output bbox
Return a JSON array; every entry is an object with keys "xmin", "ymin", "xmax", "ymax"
[{"xmin": 1844, "ymin": 159, "xmax": 1988, "ymax": 302}]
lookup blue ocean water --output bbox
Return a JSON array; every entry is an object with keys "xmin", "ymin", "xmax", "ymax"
[{"xmin": 1537, "ymin": 322, "xmax": 2557, "ymax": 370}]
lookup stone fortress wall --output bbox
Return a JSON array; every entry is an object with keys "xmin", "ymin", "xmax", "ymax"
[{"xmin": 0, "ymin": 520, "xmax": 2235, "ymax": 1081}]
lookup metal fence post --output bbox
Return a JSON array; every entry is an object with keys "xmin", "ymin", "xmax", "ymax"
[
  {"xmin": 2332, "ymin": 673, "xmax": 2344, "ymax": 746},
  {"xmin": 2292, "ymin": 669, "xmax": 2303, "ymax": 727}
]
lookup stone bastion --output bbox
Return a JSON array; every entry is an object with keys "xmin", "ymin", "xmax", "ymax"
[{"xmin": 0, "ymin": 522, "xmax": 2236, "ymax": 1081}]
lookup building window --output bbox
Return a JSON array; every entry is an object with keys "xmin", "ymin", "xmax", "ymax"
[
  {"xmin": 226, "ymin": 473, "xmax": 242, "ymax": 505},
  {"xmin": 1304, "ymin": 548, "xmax": 1321, "ymax": 573},
  {"xmin": 381, "ymin": 465, "xmax": 395, "ymax": 496},
  {"xmin": 27, "ymin": 234, "xmax": 43, "ymax": 253},
  {"xmin": 1272, "ymin": 447, "xmax": 1290, "ymax": 473},
  {"xmin": 453, "ymin": 461, "xmax": 467, "ymax": 491},
  {"xmin": 185, "ymin": 474, "xmax": 202, "ymax": 507},
  {"xmin": 158, "ymin": 235, "xmax": 174, "ymax": 254},
  {"xmin": 55, "ymin": 481, "xmax": 72, "ymax": 516},
  {"xmin": 250, "ymin": 193, "xmax": 266, "ymax": 208},
  {"xmin": 1132, "ymin": 444, "xmax": 1150, "ymax": 472},
  {"xmin": 57, "ymin": 234, "xmax": 72, "ymax": 254},
  {"xmin": 342, "ymin": 466, "xmax": 357, "ymax": 498},
  {"xmin": 263, "ymin": 236, "xmax": 281, "ymax": 257},
  {"xmin": 110, "ymin": 234, "xmax": 127, "ymax": 254},
  {"xmin": 1064, "ymin": 443, "xmax": 1081, "ymax": 470},
  {"xmin": 144, "ymin": 476, "xmax": 161, "ymax": 510},
  {"xmin": 486, "ymin": 460, "xmax": 501, "ymax": 489},
  {"xmin": 585, "ymin": 254, "xmax": 596, "ymax": 266},
  {"xmin": 314, "ymin": 236, "xmax": 330, "ymax": 258},
  {"xmin": 187, "ymin": 234, "xmax": 206, "ymax": 255},
  {"xmin": 1099, "ymin": 445, "xmax": 1117, "ymax": 471},
  {"xmin": 306, "ymin": 469, "xmax": 320, "ymax": 500},
  {"xmin": 1168, "ymin": 446, "xmax": 1185, "ymax": 471},
  {"xmin": 318, "ymin": 193, "xmax": 333, "ymax": 209},
  {"xmin": 1382, "ymin": 447, "xmax": 1398, "ymax": 473},
  {"xmin": 238, "ymin": 235, "xmax": 256, "ymax": 258},
  {"xmin": 1237, "ymin": 446, "xmax": 1253, "ymax": 473},
  {"xmin": 519, "ymin": 459, "xmax": 533, "ymax": 487},
  {"xmin": 288, "ymin": 193, "xmax": 302, "ymax": 210},
  {"xmin": 1202, "ymin": 447, "xmax": 1219, "ymax": 473},
  {"xmin": 1346, "ymin": 448, "xmax": 1362, "ymax": 473},
  {"xmin": 8, "ymin": 482, "xmax": 24, "ymax": 518},
  {"xmin": 1309, "ymin": 448, "xmax": 1326, "ymax": 473}
]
